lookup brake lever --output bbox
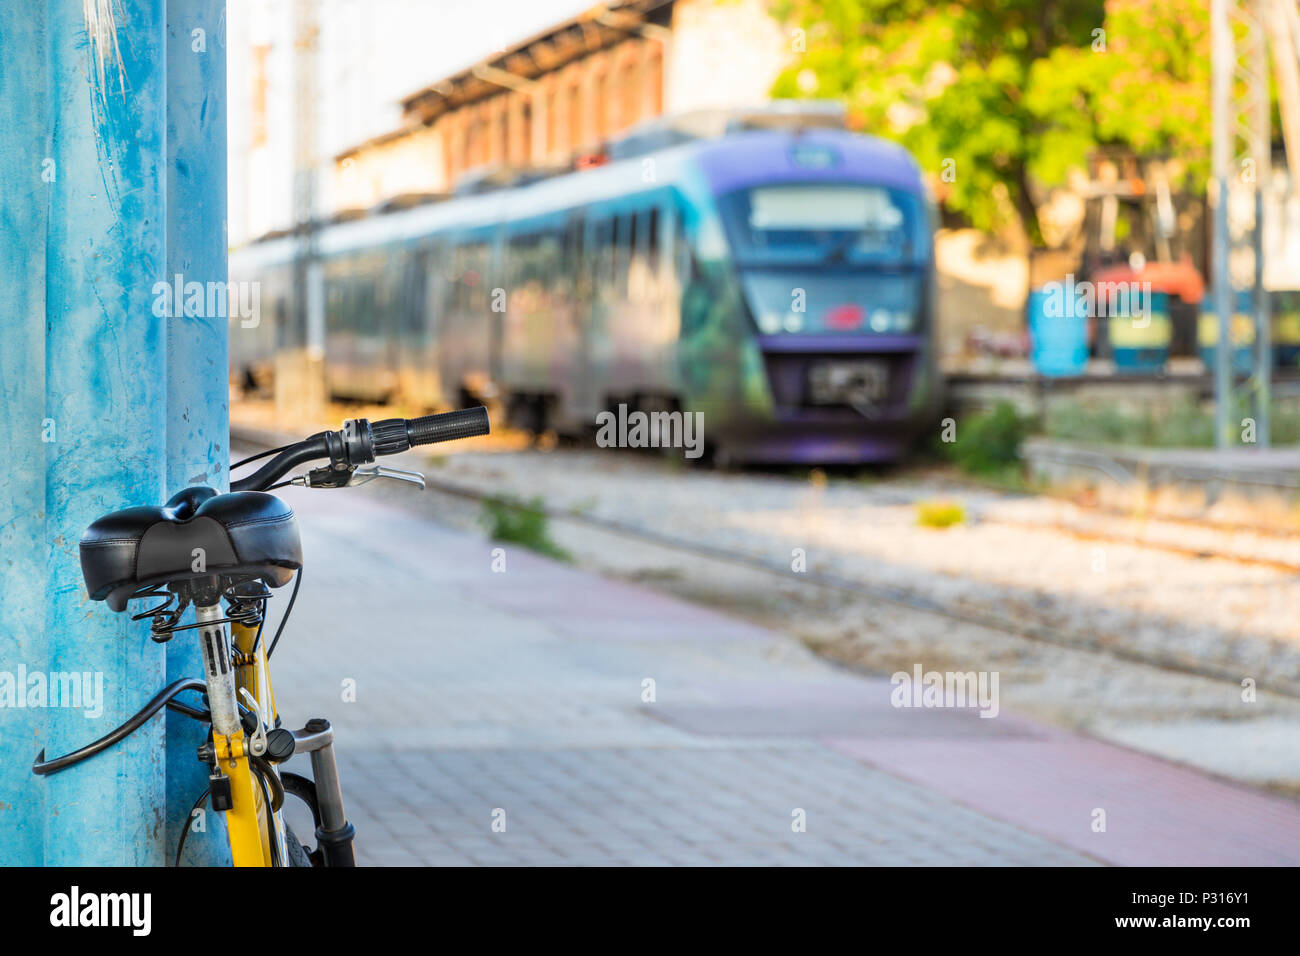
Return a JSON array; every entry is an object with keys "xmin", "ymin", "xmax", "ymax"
[
  {"xmin": 346, "ymin": 465, "xmax": 426, "ymax": 490},
  {"xmin": 288, "ymin": 463, "xmax": 426, "ymax": 490}
]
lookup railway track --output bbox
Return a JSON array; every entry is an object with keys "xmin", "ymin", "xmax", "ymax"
[
  {"xmin": 232, "ymin": 424, "xmax": 1300, "ymax": 699},
  {"xmin": 413, "ymin": 468, "xmax": 1300, "ymax": 701}
]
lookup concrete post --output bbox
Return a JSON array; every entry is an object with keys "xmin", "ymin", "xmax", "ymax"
[
  {"xmin": 164, "ymin": 0, "xmax": 231, "ymax": 865},
  {"xmin": 0, "ymin": 3, "xmax": 54, "ymax": 868},
  {"xmin": 0, "ymin": 0, "xmax": 230, "ymax": 865},
  {"xmin": 40, "ymin": 0, "xmax": 170, "ymax": 868}
]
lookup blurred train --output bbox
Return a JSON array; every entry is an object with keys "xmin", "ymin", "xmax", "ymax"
[{"xmin": 230, "ymin": 108, "xmax": 942, "ymax": 464}]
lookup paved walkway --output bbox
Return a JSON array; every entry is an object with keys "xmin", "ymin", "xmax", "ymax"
[{"xmin": 264, "ymin": 487, "xmax": 1300, "ymax": 866}]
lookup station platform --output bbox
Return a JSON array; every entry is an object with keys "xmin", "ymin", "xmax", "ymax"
[
  {"xmin": 1022, "ymin": 438, "xmax": 1300, "ymax": 530},
  {"xmin": 255, "ymin": 483, "xmax": 1300, "ymax": 866}
]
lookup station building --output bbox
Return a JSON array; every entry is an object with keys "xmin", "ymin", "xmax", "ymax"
[{"xmin": 328, "ymin": 0, "xmax": 789, "ymax": 211}]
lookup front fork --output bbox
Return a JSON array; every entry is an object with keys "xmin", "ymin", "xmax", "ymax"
[
  {"xmin": 195, "ymin": 603, "xmax": 355, "ymax": 866},
  {"xmin": 291, "ymin": 719, "xmax": 356, "ymax": 866}
]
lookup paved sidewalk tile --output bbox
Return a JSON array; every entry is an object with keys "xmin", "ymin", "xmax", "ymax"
[{"xmin": 264, "ymin": 489, "xmax": 1300, "ymax": 866}]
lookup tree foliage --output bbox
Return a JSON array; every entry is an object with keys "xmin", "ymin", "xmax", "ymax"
[{"xmin": 771, "ymin": 0, "xmax": 1211, "ymax": 246}]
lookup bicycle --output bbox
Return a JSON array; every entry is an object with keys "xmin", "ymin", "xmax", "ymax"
[{"xmin": 32, "ymin": 407, "xmax": 491, "ymax": 866}]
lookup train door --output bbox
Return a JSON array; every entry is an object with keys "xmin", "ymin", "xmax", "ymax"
[
  {"xmin": 426, "ymin": 238, "xmax": 451, "ymax": 407},
  {"xmin": 398, "ymin": 244, "xmax": 432, "ymax": 408},
  {"xmin": 563, "ymin": 211, "xmax": 591, "ymax": 427},
  {"xmin": 587, "ymin": 213, "xmax": 618, "ymax": 419},
  {"xmin": 487, "ymin": 227, "xmax": 507, "ymax": 391}
]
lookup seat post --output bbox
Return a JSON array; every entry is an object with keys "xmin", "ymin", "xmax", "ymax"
[{"xmin": 195, "ymin": 604, "xmax": 240, "ymax": 737}]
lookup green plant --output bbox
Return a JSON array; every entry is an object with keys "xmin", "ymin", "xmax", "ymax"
[
  {"xmin": 942, "ymin": 402, "xmax": 1031, "ymax": 476},
  {"xmin": 481, "ymin": 494, "xmax": 572, "ymax": 561}
]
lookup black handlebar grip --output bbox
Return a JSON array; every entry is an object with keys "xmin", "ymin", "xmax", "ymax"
[
  {"xmin": 370, "ymin": 407, "xmax": 490, "ymax": 456},
  {"xmin": 408, "ymin": 407, "xmax": 490, "ymax": 447}
]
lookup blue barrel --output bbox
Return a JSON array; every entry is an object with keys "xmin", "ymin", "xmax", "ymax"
[
  {"xmin": 1107, "ymin": 288, "xmax": 1171, "ymax": 372},
  {"xmin": 1273, "ymin": 290, "xmax": 1300, "ymax": 368},
  {"xmin": 1028, "ymin": 286, "xmax": 1088, "ymax": 376}
]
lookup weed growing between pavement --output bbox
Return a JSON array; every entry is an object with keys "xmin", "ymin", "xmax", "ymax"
[{"xmin": 481, "ymin": 494, "xmax": 572, "ymax": 561}]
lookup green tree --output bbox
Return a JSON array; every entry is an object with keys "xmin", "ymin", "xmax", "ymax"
[
  {"xmin": 771, "ymin": 0, "xmax": 1210, "ymax": 247},
  {"xmin": 1024, "ymin": 0, "xmax": 1211, "ymax": 187}
]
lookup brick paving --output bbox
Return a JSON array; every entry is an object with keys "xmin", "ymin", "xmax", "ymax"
[{"xmin": 265, "ymin": 487, "xmax": 1300, "ymax": 866}]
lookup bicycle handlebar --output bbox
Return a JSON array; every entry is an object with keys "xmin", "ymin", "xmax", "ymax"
[
  {"xmin": 370, "ymin": 407, "xmax": 491, "ymax": 456},
  {"xmin": 231, "ymin": 407, "xmax": 490, "ymax": 492}
]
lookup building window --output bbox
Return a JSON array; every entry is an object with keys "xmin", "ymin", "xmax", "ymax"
[
  {"xmin": 646, "ymin": 47, "xmax": 664, "ymax": 118},
  {"xmin": 621, "ymin": 59, "xmax": 640, "ymax": 132},
  {"xmin": 592, "ymin": 70, "xmax": 607, "ymax": 142},
  {"xmin": 521, "ymin": 101, "xmax": 532, "ymax": 166},
  {"xmin": 568, "ymin": 82, "xmax": 582, "ymax": 151},
  {"xmin": 544, "ymin": 90, "xmax": 557, "ymax": 159}
]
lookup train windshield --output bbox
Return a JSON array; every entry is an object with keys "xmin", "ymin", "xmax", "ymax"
[{"xmin": 719, "ymin": 183, "xmax": 924, "ymax": 264}]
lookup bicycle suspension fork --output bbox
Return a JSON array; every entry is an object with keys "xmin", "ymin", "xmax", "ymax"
[{"xmin": 291, "ymin": 718, "xmax": 356, "ymax": 866}]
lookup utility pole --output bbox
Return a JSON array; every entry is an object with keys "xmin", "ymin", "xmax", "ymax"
[
  {"xmin": 1211, "ymin": 0, "xmax": 1273, "ymax": 448},
  {"xmin": 165, "ymin": 0, "xmax": 232, "ymax": 864},
  {"xmin": 0, "ymin": 0, "xmax": 231, "ymax": 864},
  {"xmin": 292, "ymin": 0, "xmax": 325, "ymax": 416}
]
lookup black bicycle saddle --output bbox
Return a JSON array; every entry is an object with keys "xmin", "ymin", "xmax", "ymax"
[{"xmin": 80, "ymin": 486, "xmax": 303, "ymax": 611}]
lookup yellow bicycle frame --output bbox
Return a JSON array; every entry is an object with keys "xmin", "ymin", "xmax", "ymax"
[{"xmin": 214, "ymin": 619, "xmax": 284, "ymax": 867}]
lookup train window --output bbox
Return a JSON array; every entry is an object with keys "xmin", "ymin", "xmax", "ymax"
[
  {"xmin": 646, "ymin": 208, "xmax": 660, "ymax": 273},
  {"xmin": 538, "ymin": 234, "xmax": 561, "ymax": 299},
  {"xmin": 631, "ymin": 211, "xmax": 652, "ymax": 300},
  {"xmin": 612, "ymin": 216, "xmax": 622, "ymax": 291},
  {"xmin": 616, "ymin": 214, "xmax": 633, "ymax": 296},
  {"xmin": 720, "ymin": 184, "xmax": 920, "ymax": 262},
  {"xmin": 403, "ymin": 258, "xmax": 423, "ymax": 335},
  {"xmin": 594, "ymin": 218, "xmax": 613, "ymax": 287},
  {"xmin": 564, "ymin": 219, "xmax": 584, "ymax": 275},
  {"xmin": 519, "ymin": 233, "xmax": 543, "ymax": 285},
  {"xmin": 275, "ymin": 299, "xmax": 287, "ymax": 349},
  {"xmin": 467, "ymin": 242, "xmax": 487, "ymax": 312},
  {"xmin": 456, "ymin": 244, "xmax": 474, "ymax": 311},
  {"xmin": 675, "ymin": 213, "xmax": 698, "ymax": 283}
]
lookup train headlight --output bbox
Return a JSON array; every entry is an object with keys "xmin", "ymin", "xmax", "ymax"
[
  {"xmin": 870, "ymin": 309, "xmax": 915, "ymax": 333},
  {"xmin": 782, "ymin": 311, "xmax": 804, "ymax": 333},
  {"xmin": 758, "ymin": 311, "xmax": 784, "ymax": 334}
]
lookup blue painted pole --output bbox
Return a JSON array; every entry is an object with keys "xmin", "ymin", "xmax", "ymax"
[
  {"xmin": 164, "ymin": 0, "xmax": 231, "ymax": 867},
  {"xmin": 41, "ymin": 0, "xmax": 170, "ymax": 867},
  {"xmin": 0, "ymin": 0, "xmax": 231, "ymax": 865},
  {"xmin": 0, "ymin": 6, "xmax": 52, "ymax": 867}
]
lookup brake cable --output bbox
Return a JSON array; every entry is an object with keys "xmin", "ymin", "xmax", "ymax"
[
  {"xmin": 230, "ymin": 443, "xmax": 292, "ymax": 471},
  {"xmin": 174, "ymin": 787, "xmax": 211, "ymax": 867},
  {"xmin": 266, "ymin": 569, "xmax": 303, "ymax": 660},
  {"xmin": 33, "ymin": 678, "xmax": 210, "ymax": 775}
]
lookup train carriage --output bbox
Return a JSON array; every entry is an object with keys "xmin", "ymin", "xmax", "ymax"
[{"xmin": 231, "ymin": 118, "xmax": 942, "ymax": 464}]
